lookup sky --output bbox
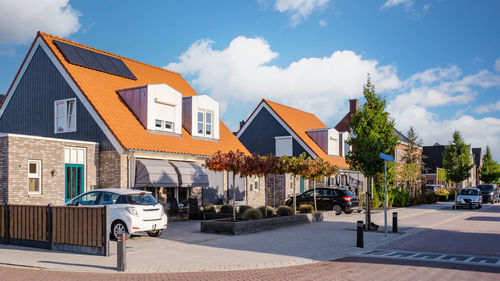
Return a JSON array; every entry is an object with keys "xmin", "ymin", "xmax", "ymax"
[{"xmin": 0, "ymin": 0, "xmax": 499, "ymax": 160}]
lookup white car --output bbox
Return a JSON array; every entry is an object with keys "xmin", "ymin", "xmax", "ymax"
[
  {"xmin": 66, "ymin": 189, "xmax": 168, "ymax": 239},
  {"xmin": 456, "ymin": 188, "xmax": 482, "ymax": 209}
]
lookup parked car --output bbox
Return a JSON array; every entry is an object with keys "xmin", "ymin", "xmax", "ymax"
[
  {"xmin": 285, "ymin": 188, "xmax": 359, "ymax": 215},
  {"xmin": 476, "ymin": 184, "xmax": 499, "ymax": 204},
  {"xmin": 456, "ymin": 188, "xmax": 482, "ymax": 209},
  {"xmin": 423, "ymin": 184, "xmax": 444, "ymax": 193},
  {"xmin": 66, "ymin": 189, "xmax": 168, "ymax": 239}
]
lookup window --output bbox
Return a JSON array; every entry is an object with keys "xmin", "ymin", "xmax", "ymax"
[
  {"xmin": 97, "ymin": 192, "xmax": 120, "ymax": 205},
  {"xmin": 254, "ymin": 178, "xmax": 259, "ymax": 191},
  {"xmin": 155, "ymin": 119, "xmax": 162, "ymax": 128},
  {"xmin": 55, "ymin": 98, "xmax": 76, "ymax": 133},
  {"xmin": 197, "ymin": 109, "xmax": 213, "ymax": 137},
  {"xmin": 28, "ymin": 160, "xmax": 41, "ymax": 194},
  {"xmin": 164, "ymin": 121, "xmax": 173, "ymax": 130},
  {"xmin": 74, "ymin": 191, "xmax": 100, "ymax": 206}
]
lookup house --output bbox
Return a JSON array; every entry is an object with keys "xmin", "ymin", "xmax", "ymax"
[
  {"xmin": 0, "ymin": 32, "xmax": 262, "ymax": 208},
  {"xmin": 422, "ymin": 143, "xmax": 478, "ymax": 188},
  {"xmin": 472, "ymin": 148, "xmax": 482, "ymax": 184},
  {"xmin": 236, "ymin": 99, "xmax": 366, "ymax": 207}
]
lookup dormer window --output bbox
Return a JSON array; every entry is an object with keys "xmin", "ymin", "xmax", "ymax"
[
  {"xmin": 197, "ymin": 110, "xmax": 213, "ymax": 136},
  {"xmin": 54, "ymin": 98, "xmax": 76, "ymax": 133}
]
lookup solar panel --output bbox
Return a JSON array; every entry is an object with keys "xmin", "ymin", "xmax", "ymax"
[{"xmin": 53, "ymin": 40, "xmax": 137, "ymax": 80}]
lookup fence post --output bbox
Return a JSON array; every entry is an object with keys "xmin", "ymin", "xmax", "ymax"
[
  {"xmin": 47, "ymin": 204, "xmax": 52, "ymax": 249},
  {"xmin": 5, "ymin": 204, "xmax": 9, "ymax": 244},
  {"xmin": 104, "ymin": 205, "xmax": 110, "ymax": 257}
]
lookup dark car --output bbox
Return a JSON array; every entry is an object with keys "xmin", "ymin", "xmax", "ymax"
[
  {"xmin": 476, "ymin": 184, "xmax": 499, "ymax": 204},
  {"xmin": 286, "ymin": 188, "xmax": 359, "ymax": 215}
]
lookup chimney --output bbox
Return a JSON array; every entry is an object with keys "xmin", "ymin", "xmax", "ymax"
[
  {"xmin": 240, "ymin": 120, "xmax": 245, "ymax": 129},
  {"xmin": 349, "ymin": 99, "xmax": 359, "ymax": 114}
]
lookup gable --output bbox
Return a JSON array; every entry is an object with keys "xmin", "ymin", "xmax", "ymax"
[
  {"xmin": 0, "ymin": 46, "xmax": 115, "ymax": 151},
  {"xmin": 238, "ymin": 106, "xmax": 310, "ymax": 157}
]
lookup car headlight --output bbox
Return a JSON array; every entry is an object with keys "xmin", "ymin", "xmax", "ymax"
[{"xmin": 126, "ymin": 207, "xmax": 139, "ymax": 216}]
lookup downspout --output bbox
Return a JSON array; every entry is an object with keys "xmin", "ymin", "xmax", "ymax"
[{"xmin": 127, "ymin": 151, "xmax": 135, "ymax": 190}]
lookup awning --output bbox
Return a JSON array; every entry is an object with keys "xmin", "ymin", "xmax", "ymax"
[
  {"xmin": 135, "ymin": 159, "xmax": 179, "ymax": 188},
  {"xmin": 169, "ymin": 161, "xmax": 209, "ymax": 188}
]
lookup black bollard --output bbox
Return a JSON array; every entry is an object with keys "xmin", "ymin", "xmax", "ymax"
[
  {"xmin": 357, "ymin": 220, "xmax": 364, "ymax": 248},
  {"xmin": 117, "ymin": 233, "xmax": 127, "ymax": 271},
  {"xmin": 392, "ymin": 212, "xmax": 398, "ymax": 233}
]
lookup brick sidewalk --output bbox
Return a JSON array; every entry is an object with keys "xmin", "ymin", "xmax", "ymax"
[{"xmin": 1, "ymin": 257, "xmax": 499, "ymax": 281}]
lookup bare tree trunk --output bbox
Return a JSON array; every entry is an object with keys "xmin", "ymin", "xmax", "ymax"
[
  {"xmin": 233, "ymin": 173, "xmax": 236, "ymax": 221},
  {"xmin": 313, "ymin": 180, "xmax": 317, "ymax": 212},
  {"xmin": 293, "ymin": 175, "xmax": 297, "ymax": 214}
]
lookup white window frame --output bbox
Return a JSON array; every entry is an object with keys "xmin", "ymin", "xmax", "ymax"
[
  {"xmin": 154, "ymin": 119, "xmax": 174, "ymax": 133},
  {"xmin": 254, "ymin": 177, "xmax": 259, "ymax": 191},
  {"xmin": 28, "ymin": 160, "xmax": 42, "ymax": 194},
  {"xmin": 54, "ymin": 98, "xmax": 77, "ymax": 133},
  {"xmin": 197, "ymin": 109, "xmax": 213, "ymax": 137}
]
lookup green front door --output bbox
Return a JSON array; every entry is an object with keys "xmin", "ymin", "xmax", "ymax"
[
  {"xmin": 65, "ymin": 164, "xmax": 84, "ymax": 202},
  {"xmin": 300, "ymin": 176, "xmax": 305, "ymax": 193}
]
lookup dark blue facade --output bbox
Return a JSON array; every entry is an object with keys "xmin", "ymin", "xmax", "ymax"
[
  {"xmin": 238, "ymin": 106, "xmax": 310, "ymax": 157},
  {"xmin": 0, "ymin": 46, "xmax": 115, "ymax": 151}
]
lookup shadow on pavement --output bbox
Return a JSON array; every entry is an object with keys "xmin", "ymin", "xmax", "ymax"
[
  {"xmin": 39, "ymin": 261, "xmax": 116, "ymax": 270},
  {"xmin": 466, "ymin": 216, "xmax": 500, "ymax": 222}
]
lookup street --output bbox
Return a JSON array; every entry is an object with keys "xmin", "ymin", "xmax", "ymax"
[{"xmin": 0, "ymin": 202, "xmax": 499, "ymax": 280}]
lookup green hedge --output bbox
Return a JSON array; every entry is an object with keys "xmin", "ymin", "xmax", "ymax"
[
  {"xmin": 277, "ymin": 206, "xmax": 294, "ymax": 216},
  {"xmin": 242, "ymin": 208, "xmax": 262, "ymax": 220},
  {"xmin": 220, "ymin": 204, "xmax": 233, "ymax": 214},
  {"xmin": 203, "ymin": 204, "xmax": 216, "ymax": 213},
  {"xmin": 298, "ymin": 204, "xmax": 313, "ymax": 213}
]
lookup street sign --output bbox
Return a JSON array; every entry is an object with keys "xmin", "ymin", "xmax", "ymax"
[{"xmin": 379, "ymin": 153, "xmax": 394, "ymax": 162}]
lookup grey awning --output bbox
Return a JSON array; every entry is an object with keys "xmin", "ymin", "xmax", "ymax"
[
  {"xmin": 169, "ymin": 161, "xmax": 209, "ymax": 187},
  {"xmin": 135, "ymin": 159, "xmax": 179, "ymax": 188}
]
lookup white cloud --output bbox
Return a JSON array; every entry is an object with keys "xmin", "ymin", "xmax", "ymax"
[
  {"xmin": 495, "ymin": 57, "xmax": 500, "ymax": 72},
  {"xmin": 389, "ymin": 104, "xmax": 500, "ymax": 160},
  {"xmin": 381, "ymin": 0, "xmax": 430, "ymax": 19},
  {"xmin": 319, "ymin": 19, "xmax": 328, "ymax": 26},
  {"xmin": 0, "ymin": 0, "xmax": 81, "ymax": 45},
  {"xmin": 166, "ymin": 36, "xmax": 401, "ymax": 122},
  {"xmin": 474, "ymin": 100, "xmax": 500, "ymax": 114},
  {"xmin": 262, "ymin": 0, "xmax": 331, "ymax": 27},
  {"xmin": 381, "ymin": 0, "xmax": 414, "ymax": 9}
]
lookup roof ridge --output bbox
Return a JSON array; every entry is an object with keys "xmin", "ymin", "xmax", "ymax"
[
  {"xmin": 39, "ymin": 31, "xmax": 182, "ymax": 77},
  {"xmin": 263, "ymin": 99, "xmax": 317, "ymax": 117}
]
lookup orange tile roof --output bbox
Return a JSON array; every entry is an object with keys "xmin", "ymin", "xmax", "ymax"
[
  {"xmin": 262, "ymin": 99, "xmax": 349, "ymax": 168},
  {"xmin": 37, "ymin": 32, "xmax": 248, "ymax": 156}
]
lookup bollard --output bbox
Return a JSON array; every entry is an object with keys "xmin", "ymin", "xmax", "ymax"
[
  {"xmin": 117, "ymin": 233, "xmax": 127, "ymax": 271},
  {"xmin": 392, "ymin": 212, "xmax": 398, "ymax": 233},
  {"xmin": 356, "ymin": 220, "xmax": 364, "ymax": 248},
  {"xmin": 469, "ymin": 202, "xmax": 472, "ymax": 210}
]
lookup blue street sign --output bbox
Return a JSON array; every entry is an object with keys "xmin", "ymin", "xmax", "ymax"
[{"xmin": 379, "ymin": 153, "xmax": 394, "ymax": 162}]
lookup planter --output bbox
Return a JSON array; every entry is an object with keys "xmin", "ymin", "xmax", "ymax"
[
  {"xmin": 189, "ymin": 212, "xmax": 237, "ymax": 220},
  {"xmin": 200, "ymin": 212, "xmax": 323, "ymax": 235}
]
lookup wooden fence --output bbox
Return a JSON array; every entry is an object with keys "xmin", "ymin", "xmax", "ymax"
[{"xmin": 0, "ymin": 204, "xmax": 108, "ymax": 256}]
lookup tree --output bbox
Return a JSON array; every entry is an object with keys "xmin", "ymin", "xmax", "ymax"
[
  {"xmin": 346, "ymin": 76, "xmax": 399, "ymax": 229},
  {"xmin": 479, "ymin": 146, "xmax": 500, "ymax": 183},
  {"xmin": 401, "ymin": 127, "xmax": 426, "ymax": 198},
  {"xmin": 288, "ymin": 153, "xmax": 308, "ymax": 213},
  {"xmin": 442, "ymin": 131, "xmax": 474, "ymax": 208}
]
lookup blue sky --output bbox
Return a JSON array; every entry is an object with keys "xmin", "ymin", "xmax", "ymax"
[{"xmin": 0, "ymin": 0, "xmax": 499, "ymax": 159}]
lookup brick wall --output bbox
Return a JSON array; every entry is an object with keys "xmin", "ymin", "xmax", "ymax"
[
  {"xmin": 0, "ymin": 137, "xmax": 7, "ymax": 203},
  {"xmin": 99, "ymin": 150, "xmax": 128, "ymax": 189},
  {"xmin": 2, "ymin": 135, "xmax": 98, "ymax": 205}
]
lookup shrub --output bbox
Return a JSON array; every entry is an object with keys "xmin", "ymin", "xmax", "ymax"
[
  {"xmin": 238, "ymin": 205, "xmax": 252, "ymax": 214},
  {"xmin": 435, "ymin": 187, "xmax": 451, "ymax": 202},
  {"xmin": 220, "ymin": 204, "xmax": 233, "ymax": 213},
  {"xmin": 277, "ymin": 205, "xmax": 294, "ymax": 216},
  {"xmin": 258, "ymin": 205, "xmax": 274, "ymax": 216},
  {"xmin": 242, "ymin": 208, "xmax": 262, "ymax": 220},
  {"xmin": 298, "ymin": 204, "xmax": 313, "ymax": 213},
  {"xmin": 203, "ymin": 204, "xmax": 216, "ymax": 213},
  {"xmin": 392, "ymin": 190, "xmax": 410, "ymax": 207}
]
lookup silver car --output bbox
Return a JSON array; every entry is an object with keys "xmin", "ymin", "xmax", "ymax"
[{"xmin": 456, "ymin": 188, "xmax": 482, "ymax": 209}]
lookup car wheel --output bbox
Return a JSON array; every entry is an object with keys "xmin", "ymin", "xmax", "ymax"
[
  {"xmin": 111, "ymin": 221, "xmax": 129, "ymax": 240},
  {"xmin": 332, "ymin": 205, "xmax": 342, "ymax": 215},
  {"xmin": 147, "ymin": 230, "xmax": 163, "ymax": 237},
  {"xmin": 344, "ymin": 209, "xmax": 353, "ymax": 214}
]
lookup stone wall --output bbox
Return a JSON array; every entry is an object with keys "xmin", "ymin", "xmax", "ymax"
[
  {"xmin": 99, "ymin": 150, "xmax": 128, "ymax": 189},
  {"xmin": 1, "ymin": 135, "xmax": 98, "ymax": 205}
]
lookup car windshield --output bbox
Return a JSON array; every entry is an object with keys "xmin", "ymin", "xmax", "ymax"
[
  {"xmin": 119, "ymin": 194, "xmax": 158, "ymax": 205},
  {"xmin": 476, "ymin": 185, "xmax": 494, "ymax": 192},
  {"xmin": 459, "ymin": 189, "xmax": 479, "ymax": 196}
]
